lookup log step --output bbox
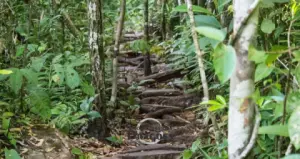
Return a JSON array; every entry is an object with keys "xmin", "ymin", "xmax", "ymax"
[
  {"xmin": 141, "ymin": 95, "xmax": 201, "ymax": 108},
  {"xmin": 140, "ymin": 104, "xmax": 182, "ymax": 113},
  {"xmin": 139, "ymin": 89, "xmax": 182, "ymax": 98}
]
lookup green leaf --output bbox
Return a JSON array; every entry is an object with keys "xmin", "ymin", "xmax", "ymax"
[
  {"xmin": 194, "ymin": 15, "xmax": 221, "ymax": 29},
  {"xmin": 208, "ymin": 105, "xmax": 226, "ymax": 112},
  {"xmin": 196, "ymin": 26, "xmax": 226, "ymax": 42},
  {"xmin": 173, "ymin": 4, "xmax": 211, "ymax": 14},
  {"xmin": 3, "ymin": 112, "xmax": 14, "ymax": 118},
  {"xmin": 52, "ymin": 64, "xmax": 65, "ymax": 85},
  {"xmin": 38, "ymin": 43, "xmax": 47, "ymax": 53},
  {"xmin": 261, "ymin": 19, "xmax": 275, "ymax": 34},
  {"xmin": 213, "ymin": 44, "xmax": 236, "ymax": 83},
  {"xmin": 216, "ymin": 95, "xmax": 226, "ymax": 105},
  {"xmin": 254, "ymin": 63, "xmax": 274, "ymax": 82},
  {"xmin": 191, "ymin": 139, "xmax": 201, "ymax": 152},
  {"xmin": 282, "ymin": 154, "xmax": 300, "ymax": 159},
  {"xmin": 71, "ymin": 147, "xmax": 83, "ymax": 155},
  {"xmin": 248, "ymin": 45, "xmax": 267, "ymax": 64},
  {"xmin": 65, "ymin": 67, "xmax": 80, "ymax": 89},
  {"xmin": 200, "ymin": 100, "xmax": 222, "ymax": 106},
  {"xmin": 21, "ymin": 68, "xmax": 38, "ymax": 84},
  {"xmin": 87, "ymin": 111, "xmax": 101, "ymax": 119},
  {"xmin": 182, "ymin": 149, "xmax": 193, "ymax": 159},
  {"xmin": 287, "ymin": 91, "xmax": 300, "ymax": 113},
  {"xmin": 9, "ymin": 68, "xmax": 23, "ymax": 94},
  {"xmin": 81, "ymin": 82, "xmax": 95, "ymax": 96},
  {"xmin": 2, "ymin": 118, "xmax": 10, "ymax": 130},
  {"xmin": 288, "ymin": 107, "xmax": 300, "ymax": 150},
  {"xmin": 28, "ymin": 87, "xmax": 51, "ymax": 120},
  {"xmin": 258, "ymin": 125, "xmax": 289, "ymax": 137},
  {"xmin": 4, "ymin": 148, "xmax": 21, "ymax": 159},
  {"xmin": 16, "ymin": 45, "xmax": 25, "ymax": 57},
  {"xmin": 31, "ymin": 55, "xmax": 48, "ymax": 72},
  {"xmin": 0, "ymin": 69, "xmax": 13, "ymax": 75}
]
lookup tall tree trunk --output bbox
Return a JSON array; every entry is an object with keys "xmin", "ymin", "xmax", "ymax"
[
  {"xmin": 144, "ymin": 0, "xmax": 152, "ymax": 76},
  {"xmin": 228, "ymin": 0, "xmax": 259, "ymax": 158},
  {"xmin": 186, "ymin": 0, "xmax": 221, "ymax": 154},
  {"xmin": 87, "ymin": 0, "xmax": 107, "ymax": 139},
  {"xmin": 111, "ymin": 0, "xmax": 126, "ymax": 106},
  {"xmin": 161, "ymin": 0, "xmax": 167, "ymax": 40}
]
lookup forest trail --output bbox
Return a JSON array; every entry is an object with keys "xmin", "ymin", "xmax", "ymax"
[{"xmin": 104, "ymin": 48, "xmax": 208, "ymax": 158}]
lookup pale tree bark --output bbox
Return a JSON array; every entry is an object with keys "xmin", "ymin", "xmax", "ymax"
[
  {"xmin": 186, "ymin": 0, "xmax": 221, "ymax": 154},
  {"xmin": 110, "ymin": 0, "xmax": 126, "ymax": 106},
  {"xmin": 87, "ymin": 0, "xmax": 107, "ymax": 139},
  {"xmin": 144, "ymin": 0, "xmax": 152, "ymax": 76},
  {"xmin": 228, "ymin": 0, "xmax": 259, "ymax": 158}
]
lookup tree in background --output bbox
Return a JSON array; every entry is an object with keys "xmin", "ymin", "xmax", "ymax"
[
  {"xmin": 110, "ymin": 0, "xmax": 126, "ymax": 106},
  {"xmin": 143, "ymin": 0, "xmax": 152, "ymax": 76},
  {"xmin": 87, "ymin": 0, "xmax": 107, "ymax": 139}
]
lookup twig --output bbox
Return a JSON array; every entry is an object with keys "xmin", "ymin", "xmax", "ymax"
[
  {"xmin": 229, "ymin": 0, "xmax": 261, "ymax": 45},
  {"xmin": 238, "ymin": 104, "xmax": 261, "ymax": 158},
  {"xmin": 267, "ymin": 46, "xmax": 300, "ymax": 54},
  {"xmin": 4, "ymin": 0, "xmax": 14, "ymax": 15},
  {"xmin": 278, "ymin": 19, "xmax": 295, "ymax": 159}
]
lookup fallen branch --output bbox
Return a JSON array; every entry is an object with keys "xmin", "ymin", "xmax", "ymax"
[{"xmin": 145, "ymin": 107, "xmax": 182, "ymax": 118}]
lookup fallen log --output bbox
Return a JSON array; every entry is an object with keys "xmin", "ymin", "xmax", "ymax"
[
  {"xmin": 138, "ymin": 69, "xmax": 186, "ymax": 83},
  {"xmin": 159, "ymin": 119, "xmax": 189, "ymax": 127},
  {"xmin": 141, "ymin": 95, "xmax": 201, "ymax": 108},
  {"xmin": 122, "ymin": 144, "xmax": 186, "ymax": 154},
  {"xmin": 114, "ymin": 150, "xmax": 182, "ymax": 159},
  {"xmin": 139, "ymin": 89, "xmax": 182, "ymax": 98},
  {"xmin": 140, "ymin": 104, "xmax": 182, "ymax": 113},
  {"xmin": 118, "ymin": 57, "xmax": 140, "ymax": 66},
  {"xmin": 144, "ymin": 107, "xmax": 182, "ymax": 118}
]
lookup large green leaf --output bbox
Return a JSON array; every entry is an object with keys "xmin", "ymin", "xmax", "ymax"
[
  {"xmin": 9, "ymin": 68, "xmax": 23, "ymax": 94},
  {"xmin": 258, "ymin": 125, "xmax": 289, "ymax": 137},
  {"xmin": 287, "ymin": 91, "xmax": 300, "ymax": 113},
  {"xmin": 4, "ymin": 148, "xmax": 21, "ymax": 159},
  {"xmin": 65, "ymin": 66, "xmax": 80, "ymax": 89},
  {"xmin": 182, "ymin": 150, "xmax": 193, "ymax": 159},
  {"xmin": 289, "ymin": 107, "xmax": 300, "ymax": 150},
  {"xmin": 248, "ymin": 45, "xmax": 267, "ymax": 64},
  {"xmin": 213, "ymin": 44, "xmax": 236, "ymax": 83},
  {"xmin": 31, "ymin": 55, "xmax": 49, "ymax": 72},
  {"xmin": 261, "ymin": 19, "xmax": 275, "ymax": 34},
  {"xmin": 254, "ymin": 63, "xmax": 274, "ymax": 82},
  {"xmin": 194, "ymin": 15, "xmax": 221, "ymax": 29},
  {"xmin": 16, "ymin": 45, "xmax": 25, "ymax": 57},
  {"xmin": 0, "ymin": 69, "xmax": 13, "ymax": 75},
  {"xmin": 21, "ymin": 68, "xmax": 38, "ymax": 84},
  {"xmin": 196, "ymin": 27, "xmax": 226, "ymax": 42},
  {"xmin": 28, "ymin": 87, "xmax": 51, "ymax": 120},
  {"xmin": 52, "ymin": 64, "xmax": 65, "ymax": 85},
  {"xmin": 173, "ymin": 4, "xmax": 211, "ymax": 14}
]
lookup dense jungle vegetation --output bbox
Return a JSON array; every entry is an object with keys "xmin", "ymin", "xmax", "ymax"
[{"xmin": 1, "ymin": 0, "xmax": 300, "ymax": 159}]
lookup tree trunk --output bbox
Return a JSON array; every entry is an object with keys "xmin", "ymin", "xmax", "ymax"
[
  {"xmin": 110, "ymin": 0, "xmax": 126, "ymax": 106},
  {"xmin": 144, "ymin": 0, "xmax": 152, "ymax": 76},
  {"xmin": 228, "ymin": 0, "xmax": 259, "ymax": 158},
  {"xmin": 87, "ymin": 0, "xmax": 107, "ymax": 139},
  {"xmin": 186, "ymin": 0, "xmax": 221, "ymax": 153},
  {"xmin": 161, "ymin": 0, "xmax": 167, "ymax": 40}
]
